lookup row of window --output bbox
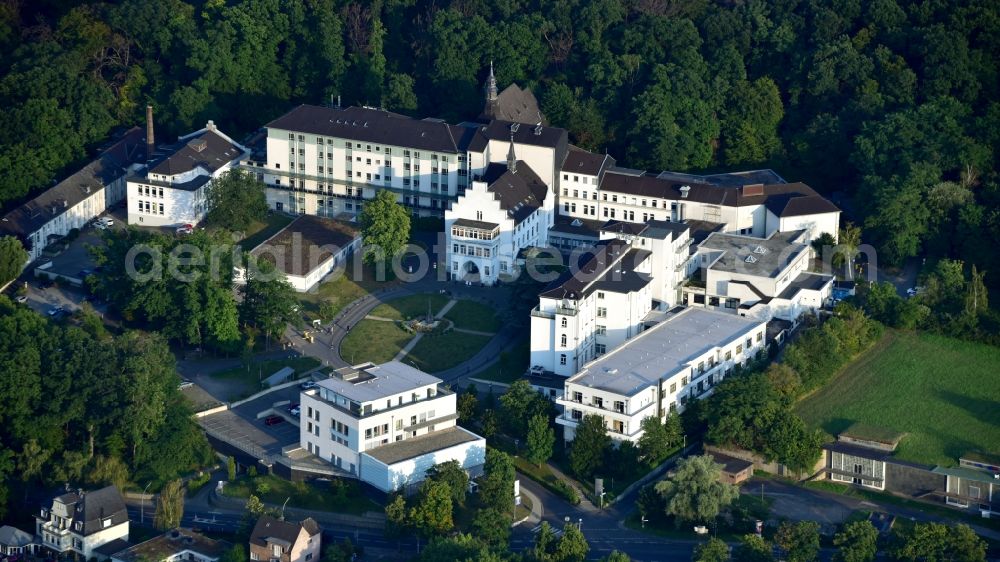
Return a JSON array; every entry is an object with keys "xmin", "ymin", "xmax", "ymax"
[
  {"xmin": 137, "ymin": 185, "xmax": 165, "ymax": 198},
  {"xmin": 562, "ymin": 173, "xmax": 598, "ymax": 185},
  {"xmin": 453, "ymin": 244, "xmax": 491, "ymax": 258},
  {"xmin": 135, "ymin": 200, "xmax": 164, "ymax": 215},
  {"xmin": 451, "ymin": 226, "xmax": 498, "ymax": 240}
]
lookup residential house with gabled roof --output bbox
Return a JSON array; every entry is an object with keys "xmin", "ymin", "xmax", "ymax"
[
  {"xmin": 35, "ymin": 485, "xmax": 129, "ymax": 560},
  {"xmin": 248, "ymin": 516, "xmax": 320, "ymax": 562}
]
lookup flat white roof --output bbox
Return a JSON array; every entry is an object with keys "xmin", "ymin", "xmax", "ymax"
[
  {"xmin": 316, "ymin": 361, "xmax": 441, "ymax": 404},
  {"xmin": 568, "ymin": 308, "xmax": 765, "ymax": 397}
]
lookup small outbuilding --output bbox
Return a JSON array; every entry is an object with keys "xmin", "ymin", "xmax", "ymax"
[{"xmin": 235, "ymin": 215, "xmax": 361, "ymax": 292}]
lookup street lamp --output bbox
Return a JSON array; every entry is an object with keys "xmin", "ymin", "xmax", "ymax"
[
  {"xmin": 140, "ymin": 482, "xmax": 151, "ymax": 525},
  {"xmin": 641, "ymin": 515, "xmax": 648, "ymax": 529},
  {"xmin": 599, "ymin": 491, "xmax": 605, "ymax": 509},
  {"xmin": 578, "ymin": 518, "xmax": 582, "ymax": 530}
]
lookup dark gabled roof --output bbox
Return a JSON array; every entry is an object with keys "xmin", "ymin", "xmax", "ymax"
[
  {"xmin": 0, "ymin": 127, "xmax": 145, "ymax": 243},
  {"xmin": 765, "ymin": 193, "xmax": 841, "ymax": 217},
  {"xmin": 481, "ymin": 83, "xmax": 547, "ymax": 125},
  {"xmin": 71, "ymin": 486, "xmax": 128, "ymax": 536},
  {"xmin": 250, "ymin": 516, "xmax": 319, "ymax": 549},
  {"xmin": 483, "ymin": 161, "xmax": 549, "ymax": 224},
  {"xmin": 468, "ymin": 120, "xmax": 568, "ymax": 152},
  {"xmin": 251, "ymin": 215, "xmax": 359, "ymax": 277},
  {"xmin": 599, "ymin": 171, "xmax": 839, "ymax": 214},
  {"xmin": 549, "ymin": 216, "xmax": 604, "ymax": 237},
  {"xmin": 147, "ymin": 129, "xmax": 244, "ymax": 177},
  {"xmin": 562, "ymin": 147, "xmax": 615, "ymax": 177},
  {"xmin": 539, "ymin": 239, "xmax": 647, "ymax": 300},
  {"xmin": 267, "ymin": 105, "xmax": 462, "ymax": 153}
]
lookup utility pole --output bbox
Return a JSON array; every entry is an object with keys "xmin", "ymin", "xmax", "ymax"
[{"xmin": 141, "ymin": 482, "xmax": 151, "ymax": 525}]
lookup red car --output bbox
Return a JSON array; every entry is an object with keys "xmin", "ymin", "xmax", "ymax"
[{"xmin": 264, "ymin": 415, "xmax": 284, "ymax": 426}]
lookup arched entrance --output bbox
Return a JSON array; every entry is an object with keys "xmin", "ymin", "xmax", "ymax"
[{"xmin": 462, "ymin": 261, "xmax": 480, "ymax": 283}]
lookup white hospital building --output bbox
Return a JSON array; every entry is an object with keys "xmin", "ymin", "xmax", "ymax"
[
  {"xmin": 556, "ymin": 308, "xmax": 767, "ymax": 444},
  {"xmin": 298, "ymin": 361, "xmax": 485, "ymax": 493}
]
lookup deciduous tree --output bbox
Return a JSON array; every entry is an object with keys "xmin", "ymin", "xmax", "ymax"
[
  {"xmin": 154, "ymin": 479, "xmax": 185, "ymax": 530},
  {"xmin": 526, "ymin": 413, "xmax": 555, "ymax": 466},
  {"xmin": 569, "ymin": 415, "xmax": 611, "ymax": 479},
  {"xmin": 654, "ymin": 455, "xmax": 738, "ymax": 525},
  {"xmin": 358, "ymin": 189, "xmax": 410, "ymax": 265},
  {"xmin": 832, "ymin": 520, "xmax": 878, "ymax": 562},
  {"xmin": 205, "ymin": 169, "xmax": 268, "ymax": 231}
]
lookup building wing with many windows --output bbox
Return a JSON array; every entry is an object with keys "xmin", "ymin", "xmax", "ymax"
[{"xmin": 556, "ymin": 308, "xmax": 767, "ymax": 444}]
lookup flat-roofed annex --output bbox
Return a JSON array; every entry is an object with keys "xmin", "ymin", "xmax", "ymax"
[{"xmin": 567, "ymin": 308, "xmax": 765, "ymax": 397}]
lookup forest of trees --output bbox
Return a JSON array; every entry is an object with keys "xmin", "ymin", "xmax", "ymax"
[
  {"xmin": 0, "ymin": 295, "xmax": 213, "ymax": 518},
  {"xmin": 1, "ymin": 0, "xmax": 998, "ymax": 284}
]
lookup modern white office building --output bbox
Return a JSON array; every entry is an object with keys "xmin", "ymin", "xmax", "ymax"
[
  {"xmin": 683, "ymin": 229, "xmax": 834, "ymax": 321},
  {"xmin": 556, "ymin": 308, "xmax": 767, "ymax": 444},
  {"xmin": 298, "ymin": 361, "xmax": 485, "ymax": 493},
  {"xmin": 0, "ymin": 127, "xmax": 144, "ymax": 263},
  {"xmin": 126, "ymin": 121, "xmax": 247, "ymax": 227}
]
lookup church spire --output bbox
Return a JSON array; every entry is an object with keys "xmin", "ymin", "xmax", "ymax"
[
  {"xmin": 486, "ymin": 60, "xmax": 498, "ymax": 102},
  {"xmin": 507, "ymin": 131, "xmax": 517, "ymax": 173}
]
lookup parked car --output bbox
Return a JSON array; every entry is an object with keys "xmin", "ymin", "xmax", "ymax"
[
  {"xmin": 176, "ymin": 224, "xmax": 194, "ymax": 235},
  {"xmin": 178, "ymin": 379, "xmax": 194, "ymax": 390},
  {"xmin": 14, "ymin": 295, "xmax": 27, "ymax": 304},
  {"xmin": 46, "ymin": 305, "xmax": 64, "ymax": 317},
  {"xmin": 264, "ymin": 415, "xmax": 284, "ymax": 426},
  {"xmin": 299, "ymin": 381, "xmax": 318, "ymax": 390},
  {"xmin": 94, "ymin": 217, "xmax": 114, "ymax": 230}
]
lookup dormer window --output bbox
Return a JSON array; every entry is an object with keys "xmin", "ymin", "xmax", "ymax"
[
  {"xmin": 102, "ymin": 517, "xmax": 112, "ymax": 529},
  {"xmin": 74, "ymin": 521, "xmax": 82, "ymax": 531}
]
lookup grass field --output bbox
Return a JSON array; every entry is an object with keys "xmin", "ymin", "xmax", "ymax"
[
  {"xmin": 222, "ymin": 474, "xmax": 379, "ymax": 515},
  {"xmin": 213, "ymin": 356, "xmax": 320, "ymax": 393},
  {"xmin": 795, "ymin": 330, "xmax": 1000, "ymax": 467},
  {"xmin": 472, "ymin": 339, "xmax": 530, "ymax": 383},
  {"xmin": 445, "ymin": 299, "xmax": 501, "ymax": 333},
  {"xmin": 408, "ymin": 331, "xmax": 491, "ymax": 373},
  {"xmin": 368, "ymin": 293, "xmax": 450, "ymax": 320},
  {"xmin": 296, "ymin": 262, "xmax": 401, "ymax": 320},
  {"xmin": 338, "ymin": 319, "xmax": 413, "ymax": 364}
]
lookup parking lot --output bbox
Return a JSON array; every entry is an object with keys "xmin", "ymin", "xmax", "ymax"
[{"xmin": 197, "ymin": 383, "xmax": 306, "ymax": 458}]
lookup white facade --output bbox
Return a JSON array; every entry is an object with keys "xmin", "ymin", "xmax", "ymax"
[
  {"xmin": 297, "ymin": 361, "xmax": 485, "ymax": 492},
  {"xmin": 127, "ymin": 123, "xmax": 247, "ymax": 227},
  {"xmin": 683, "ymin": 230, "xmax": 834, "ymax": 322},
  {"xmin": 359, "ymin": 427, "xmax": 486, "ymax": 493},
  {"xmin": 35, "ymin": 488, "xmax": 129, "ymax": 560},
  {"xmin": 1, "ymin": 128, "xmax": 142, "ymax": 263},
  {"xmin": 530, "ymin": 240, "xmax": 654, "ymax": 377},
  {"xmin": 445, "ymin": 176, "xmax": 547, "ymax": 285},
  {"xmin": 556, "ymin": 308, "xmax": 767, "ymax": 444}
]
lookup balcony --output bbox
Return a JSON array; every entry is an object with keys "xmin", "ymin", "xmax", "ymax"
[
  {"xmin": 555, "ymin": 306, "xmax": 579, "ymax": 317},
  {"xmin": 530, "ymin": 307, "xmax": 555, "ymax": 320}
]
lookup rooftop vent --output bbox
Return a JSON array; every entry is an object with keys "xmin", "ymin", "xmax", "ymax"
[
  {"xmin": 745, "ymin": 255, "xmax": 758, "ymax": 264},
  {"xmin": 534, "ymin": 124, "xmax": 542, "ymax": 136},
  {"xmin": 679, "ymin": 185, "xmax": 691, "ymax": 198},
  {"xmin": 571, "ymin": 218, "xmax": 582, "ymax": 227},
  {"xmin": 753, "ymin": 245, "xmax": 767, "ymax": 254},
  {"xmin": 510, "ymin": 123, "xmax": 520, "ymax": 133}
]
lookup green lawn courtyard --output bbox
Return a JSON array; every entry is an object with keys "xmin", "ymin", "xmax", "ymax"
[
  {"xmin": 339, "ymin": 293, "xmax": 500, "ymax": 373},
  {"xmin": 212, "ymin": 355, "xmax": 321, "ymax": 395},
  {"xmin": 795, "ymin": 330, "xmax": 1000, "ymax": 467},
  {"xmin": 368, "ymin": 293, "xmax": 450, "ymax": 320}
]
